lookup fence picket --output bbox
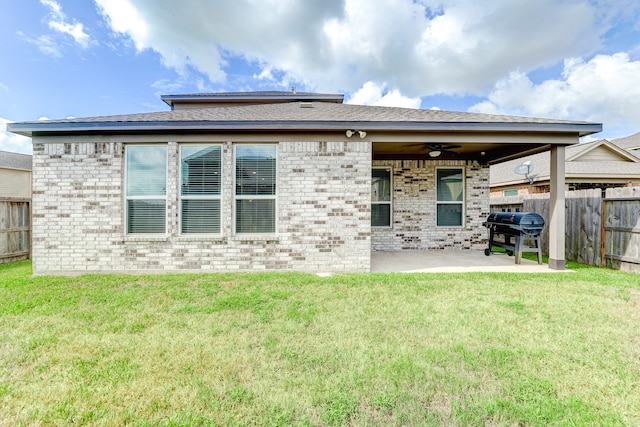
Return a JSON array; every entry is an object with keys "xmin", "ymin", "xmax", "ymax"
[
  {"xmin": 491, "ymin": 187, "xmax": 639, "ymax": 272},
  {"xmin": 0, "ymin": 199, "xmax": 30, "ymax": 263}
]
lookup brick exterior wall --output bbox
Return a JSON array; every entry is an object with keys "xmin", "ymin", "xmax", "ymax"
[
  {"xmin": 31, "ymin": 140, "xmax": 371, "ymax": 274},
  {"xmin": 371, "ymin": 159, "xmax": 489, "ymax": 251},
  {"xmin": 490, "ymin": 185, "xmax": 549, "ymax": 198}
]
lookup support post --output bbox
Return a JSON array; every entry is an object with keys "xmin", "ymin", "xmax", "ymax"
[{"xmin": 549, "ymin": 145, "xmax": 566, "ymax": 270}]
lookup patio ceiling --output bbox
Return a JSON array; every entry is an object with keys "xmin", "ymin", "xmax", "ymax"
[{"xmin": 373, "ymin": 140, "xmax": 553, "ymax": 164}]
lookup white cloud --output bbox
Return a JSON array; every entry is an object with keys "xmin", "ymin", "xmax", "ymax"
[
  {"xmin": 40, "ymin": 0, "xmax": 90, "ymax": 48},
  {"xmin": 18, "ymin": 32, "xmax": 63, "ymax": 58},
  {"xmin": 22, "ymin": 1, "xmax": 91, "ymax": 57},
  {"xmin": 94, "ymin": 0, "xmax": 609, "ymax": 96},
  {"xmin": 0, "ymin": 119, "xmax": 32, "ymax": 154},
  {"xmin": 347, "ymin": 81, "xmax": 421, "ymax": 108},
  {"xmin": 470, "ymin": 53, "xmax": 640, "ymax": 129},
  {"xmin": 90, "ymin": 0, "xmax": 640, "ymax": 136},
  {"xmin": 255, "ymin": 66, "xmax": 275, "ymax": 82},
  {"xmin": 151, "ymin": 79, "xmax": 185, "ymax": 95}
]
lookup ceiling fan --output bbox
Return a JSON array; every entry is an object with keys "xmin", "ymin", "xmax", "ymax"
[
  {"xmin": 424, "ymin": 143, "xmax": 462, "ymax": 157},
  {"xmin": 403, "ymin": 142, "xmax": 462, "ymax": 157}
]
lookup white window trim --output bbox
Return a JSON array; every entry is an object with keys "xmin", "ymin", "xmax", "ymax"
[
  {"xmin": 233, "ymin": 143, "xmax": 278, "ymax": 235},
  {"xmin": 124, "ymin": 144, "xmax": 168, "ymax": 235},
  {"xmin": 179, "ymin": 144, "xmax": 223, "ymax": 236},
  {"xmin": 372, "ymin": 166, "xmax": 393, "ymax": 228},
  {"xmin": 435, "ymin": 166, "xmax": 465, "ymax": 228}
]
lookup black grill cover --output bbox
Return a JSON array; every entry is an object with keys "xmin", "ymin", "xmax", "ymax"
[{"xmin": 485, "ymin": 212, "xmax": 545, "ymax": 236}]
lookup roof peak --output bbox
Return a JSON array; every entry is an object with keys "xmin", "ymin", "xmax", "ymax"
[{"xmin": 161, "ymin": 91, "xmax": 344, "ymax": 109}]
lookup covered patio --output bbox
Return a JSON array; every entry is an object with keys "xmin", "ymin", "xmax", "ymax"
[{"xmin": 371, "ymin": 250, "xmax": 570, "ymax": 273}]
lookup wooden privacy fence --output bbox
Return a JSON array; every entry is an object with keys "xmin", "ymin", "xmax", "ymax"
[
  {"xmin": 491, "ymin": 187, "xmax": 640, "ymax": 273},
  {"xmin": 603, "ymin": 187, "xmax": 640, "ymax": 273},
  {"xmin": 0, "ymin": 198, "xmax": 30, "ymax": 263}
]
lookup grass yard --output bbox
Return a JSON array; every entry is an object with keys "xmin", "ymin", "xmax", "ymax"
[{"xmin": 1, "ymin": 261, "xmax": 639, "ymax": 426}]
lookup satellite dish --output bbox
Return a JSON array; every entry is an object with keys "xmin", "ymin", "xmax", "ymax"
[
  {"xmin": 514, "ymin": 161, "xmax": 534, "ymax": 175},
  {"xmin": 514, "ymin": 161, "xmax": 536, "ymax": 184}
]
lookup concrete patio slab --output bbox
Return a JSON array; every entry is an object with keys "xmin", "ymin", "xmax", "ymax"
[{"xmin": 371, "ymin": 250, "xmax": 571, "ymax": 273}]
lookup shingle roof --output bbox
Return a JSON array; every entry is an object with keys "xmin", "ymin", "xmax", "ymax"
[
  {"xmin": 8, "ymin": 101, "xmax": 601, "ymax": 137},
  {"xmin": 490, "ymin": 139, "xmax": 640, "ymax": 186},
  {"xmin": 612, "ymin": 132, "xmax": 640, "ymax": 151},
  {"xmin": 0, "ymin": 150, "xmax": 32, "ymax": 171}
]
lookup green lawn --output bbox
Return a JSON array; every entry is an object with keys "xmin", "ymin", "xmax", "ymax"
[{"xmin": 1, "ymin": 261, "xmax": 639, "ymax": 426}]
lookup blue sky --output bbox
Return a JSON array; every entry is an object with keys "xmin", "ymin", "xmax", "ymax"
[{"xmin": 2, "ymin": 0, "xmax": 640, "ymax": 154}]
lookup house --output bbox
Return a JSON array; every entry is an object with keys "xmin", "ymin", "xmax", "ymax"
[
  {"xmin": 611, "ymin": 131, "xmax": 640, "ymax": 156},
  {"xmin": 0, "ymin": 150, "xmax": 32, "ymax": 199},
  {"xmin": 8, "ymin": 91, "xmax": 601, "ymax": 274},
  {"xmin": 0, "ymin": 150, "xmax": 32, "ymax": 263},
  {"xmin": 490, "ymin": 138, "xmax": 640, "ymax": 197}
]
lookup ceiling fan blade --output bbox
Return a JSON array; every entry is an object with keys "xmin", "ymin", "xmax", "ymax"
[{"xmin": 404, "ymin": 143, "xmax": 461, "ymax": 150}]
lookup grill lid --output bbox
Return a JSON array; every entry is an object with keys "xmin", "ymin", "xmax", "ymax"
[{"xmin": 485, "ymin": 212, "xmax": 545, "ymax": 235}]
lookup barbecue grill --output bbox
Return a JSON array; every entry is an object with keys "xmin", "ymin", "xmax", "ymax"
[{"xmin": 483, "ymin": 212, "xmax": 544, "ymax": 264}]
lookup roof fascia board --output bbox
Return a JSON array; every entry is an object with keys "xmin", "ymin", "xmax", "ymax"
[
  {"xmin": 0, "ymin": 166, "xmax": 31, "ymax": 172},
  {"xmin": 161, "ymin": 93, "xmax": 345, "ymax": 107},
  {"xmin": 566, "ymin": 172, "xmax": 640, "ymax": 179},
  {"xmin": 495, "ymin": 171, "xmax": 640, "ymax": 185},
  {"xmin": 8, "ymin": 120, "xmax": 603, "ymax": 138},
  {"xmin": 490, "ymin": 179, "xmax": 543, "ymax": 187}
]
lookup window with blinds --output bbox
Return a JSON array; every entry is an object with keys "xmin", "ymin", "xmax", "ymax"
[
  {"xmin": 235, "ymin": 144, "xmax": 277, "ymax": 233},
  {"xmin": 126, "ymin": 145, "xmax": 167, "ymax": 234},
  {"xmin": 180, "ymin": 145, "xmax": 222, "ymax": 234},
  {"xmin": 372, "ymin": 167, "xmax": 392, "ymax": 227},
  {"xmin": 436, "ymin": 167, "xmax": 464, "ymax": 227}
]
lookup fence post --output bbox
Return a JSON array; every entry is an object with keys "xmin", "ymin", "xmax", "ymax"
[{"xmin": 600, "ymin": 197, "xmax": 606, "ymax": 266}]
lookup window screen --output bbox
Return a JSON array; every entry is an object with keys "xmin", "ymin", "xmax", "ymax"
[
  {"xmin": 126, "ymin": 145, "xmax": 167, "ymax": 234},
  {"xmin": 180, "ymin": 145, "xmax": 222, "ymax": 234},
  {"xmin": 235, "ymin": 145, "xmax": 277, "ymax": 233},
  {"xmin": 436, "ymin": 168, "xmax": 464, "ymax": 227},
  {"xmin": 372, "ymin": 168, "xmax": 392, "ymax": 227}
]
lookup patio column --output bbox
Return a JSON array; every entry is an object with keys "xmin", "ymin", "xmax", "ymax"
[{"xmin": 548, "ymin": 145, "xmax": 565, "ymax": 270}]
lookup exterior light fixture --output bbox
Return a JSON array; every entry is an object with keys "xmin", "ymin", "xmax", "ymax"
[{"xmin": 346, "ymin": 129, "xmax": 367, "ymax": 138}]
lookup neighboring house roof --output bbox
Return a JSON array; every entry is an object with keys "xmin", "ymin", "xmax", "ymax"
[
  {"xmin": 8, "ymin": 95, "xmax": 601, "ymax": 137},
  {"xmin": 0, "ymin": 150, "xmax": 32, "ymax": 171},
  {"xmin": 490, "ymin": 138, "xmax": 640, "ymax": 187},
  {"xmin": 612, "ymin": 132, "xmax": 640, "ymax": 153}
]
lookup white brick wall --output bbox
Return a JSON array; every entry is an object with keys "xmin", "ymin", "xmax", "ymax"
[
  {"xmin": 371, "ymin": 159, "xmax": 489, "ymax": 251},
  {"xmin": 31, "ymin": 140, "xmax": 371, "ymax": 274}
]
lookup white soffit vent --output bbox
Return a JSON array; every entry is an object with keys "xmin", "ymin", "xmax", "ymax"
[{"xmin": 300, "ymin": 102, "xmax": 313, "ymax": 108}]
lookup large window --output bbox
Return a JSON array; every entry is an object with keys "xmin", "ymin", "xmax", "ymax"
[
  {"xmin": 235, "ymin": 144, "xmax": 277, "ymax": 233},
  {"xmin": 126, "ymin": 145, "xmax": 167, "ymax": 234},
  {"xmin": 372, "ymin": 167, "xmax": 392, "ymax": 227},
  {"xmin": 180, "ymin": 145, "xmax": 222, "ymax": 234},
  {"xmin": 436, "ymin": 167, "xmax": 464, "ymax": 227}
]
